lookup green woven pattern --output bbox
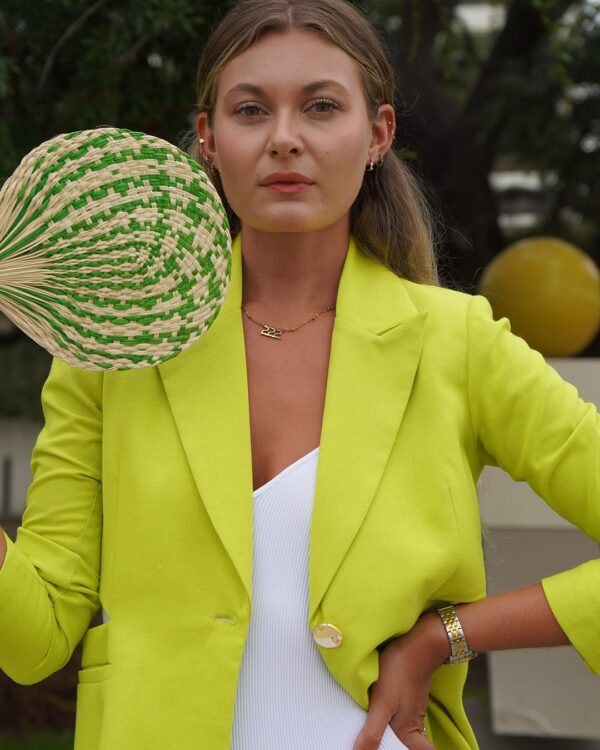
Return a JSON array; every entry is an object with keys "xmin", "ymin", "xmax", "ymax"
[{"xmin": 0, "ymin": 127, "xmax": 231, "ymax": 371}]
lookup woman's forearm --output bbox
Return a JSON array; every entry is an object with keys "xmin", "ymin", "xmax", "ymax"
[
  {"xmin": 0, "ymin": 527, "xmax": 6, "ymax": 570},
  {"xmin": 419, "ymin": 581, "xmax": 570, "ymax": 665},
  {"xmin": 454, "ymin": 582, "xmax": 569, "ymax": 651}
]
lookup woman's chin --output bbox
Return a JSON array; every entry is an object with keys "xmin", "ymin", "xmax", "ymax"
[{"xmin": 243, "ymin": 214, "xmax": 331, "ymax": 234}]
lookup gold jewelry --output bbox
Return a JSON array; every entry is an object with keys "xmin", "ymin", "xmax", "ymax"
[
  {"xmin": 421, "ymin": 726, "xmax": 427, "ymax": 737},
  {"xmin": 367, "ymin": 152, "xmax": 385, "ymax": 171},
  {"xmin": 436, "ymin": 604, "xmax": 478, "ymax": 665},
  {"xmin": 197, "ymin": 138, "xmax": 219, "ymax": 173},
  {"xmin": 241, "ymin": 305, "xmax": 335, "ymax": 340}
]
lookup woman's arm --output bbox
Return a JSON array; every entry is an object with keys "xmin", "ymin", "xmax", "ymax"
[
  {"xmin": 467, "ymin": 292, "xmax": 600, "ymax": 673},
  {"xmin": 353, "ymin": 292, "xmax": 600, "ymax": 750},
  {"xmin": 352, "ymin": 583, "xmax": 571, "ymax": 750},
  {"xmin": 0, "ymin": 358, "xmax": 104, "ymax": 685},
  {"xmin": 417, "ymin": 582, "xmax": 570, "ymax": 665}
]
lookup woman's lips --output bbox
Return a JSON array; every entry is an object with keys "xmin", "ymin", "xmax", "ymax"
[{"xmin": 263, "ymin": 182, "xmax": 313, "ymax": 193}]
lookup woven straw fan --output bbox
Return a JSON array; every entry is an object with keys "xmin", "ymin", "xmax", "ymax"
[{"xmin": 0, "ymin": 126, "xmax": 231, "ymax": 371}]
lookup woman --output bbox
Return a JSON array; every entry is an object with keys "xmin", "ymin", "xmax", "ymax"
[{"xmin": 0, "ymin": 1, "xmax": 599, "ymax": 748}]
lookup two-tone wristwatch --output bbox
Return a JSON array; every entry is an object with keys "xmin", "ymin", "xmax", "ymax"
[{"xmin": 436, "ymin": 604, "xmax": 478, "ymax": 664}]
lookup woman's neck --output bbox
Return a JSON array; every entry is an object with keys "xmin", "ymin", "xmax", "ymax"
[{"xmin": 239, "ymin": 222, "xmax": 349, "ymax": 317}]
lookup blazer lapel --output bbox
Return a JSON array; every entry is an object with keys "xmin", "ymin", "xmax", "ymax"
[
  {"xmin": 307, "ymin": 240, "xmax": 428, "ymax": 620},
  {"xmin": 158, "ymin": 231, "xmax": 428, "ymax": 621},
  {"xmin": 157, "ymin": 234, "xmax": 254, "ymax": 601}
]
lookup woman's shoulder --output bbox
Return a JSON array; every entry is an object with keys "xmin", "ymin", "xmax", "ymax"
[{"xmin": 398, "ymin": 274, "xmax": 476, "ymax": 319}]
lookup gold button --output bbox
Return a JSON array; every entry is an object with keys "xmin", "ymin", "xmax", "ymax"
[{"xmin": 312, "ymin": 623, "xmax": 343, "ymax": 648}]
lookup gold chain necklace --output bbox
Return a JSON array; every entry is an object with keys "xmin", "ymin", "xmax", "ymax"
[{"xmin": 241, "ymin": 305, "xmax": 336, "ymax": 340}]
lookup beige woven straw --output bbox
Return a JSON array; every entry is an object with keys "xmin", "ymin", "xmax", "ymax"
[{"xmin": 0, "ymin": 126, "xmax": 231, "ymax": 371}]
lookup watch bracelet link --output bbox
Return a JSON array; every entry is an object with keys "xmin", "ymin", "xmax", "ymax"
[{"xmin": 436, "ymin": 604, "xmax": 478, "ymax": 664}]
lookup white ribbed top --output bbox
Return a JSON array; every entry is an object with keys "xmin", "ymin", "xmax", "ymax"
[{"xmin": 230, "ymin": 446, "xmax": 408, "ymax": 750}]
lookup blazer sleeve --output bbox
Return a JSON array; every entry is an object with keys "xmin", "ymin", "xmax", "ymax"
[
  {"xmin": 0, "ymin": 357, "xmax": 103, "ymax": 685},
  {"xmin": 467, "ymin": 292, "xmax": 600, "ymax": 675}
]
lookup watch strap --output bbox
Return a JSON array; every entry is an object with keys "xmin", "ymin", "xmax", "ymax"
[{"xmin": 437, "ymin": 604, "xmax": 478, "ymax": 664}]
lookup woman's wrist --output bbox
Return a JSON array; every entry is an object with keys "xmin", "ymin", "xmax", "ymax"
[{"xmin": 413, "ymin": 609, "xmax": 453, "ymax": 668}]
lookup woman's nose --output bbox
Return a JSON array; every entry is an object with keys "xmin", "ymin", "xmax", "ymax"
[{"xmin": 266, "ymin": 118, "xmax": 304, "ymax": 155}]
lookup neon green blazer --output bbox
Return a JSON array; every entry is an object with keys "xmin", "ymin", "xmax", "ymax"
[{"xmin": 1, "ymin": 232, "xmax": 599, "ymax": 750}]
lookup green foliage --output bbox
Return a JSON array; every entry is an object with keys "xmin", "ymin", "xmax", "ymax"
[
  {"xmin": 0, "ymin": 1, "xmax": 222, "ymax": 177},
  {"xmin": 492, "ymin": 2, "xmax": 600, "ymax": 225},
  {"xmin": 0, "ymin": 732, "xmax": 73, "ymax": 750},
  {"xmin": 376, "ymin": 0, "xmax": 599, "ymax": 240}
]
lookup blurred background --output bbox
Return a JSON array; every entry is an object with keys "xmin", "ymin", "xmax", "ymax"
[{"xmin": 0, "ymin": 0, "xmax": 599, "ymax": 747}]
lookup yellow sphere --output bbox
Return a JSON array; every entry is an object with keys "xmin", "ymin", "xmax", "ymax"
[{"xmin": 477, "ymin": 237, "xmax": 600, "ymax": 356}]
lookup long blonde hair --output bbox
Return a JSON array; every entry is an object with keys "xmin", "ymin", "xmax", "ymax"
[{"xmin": 180, "ymin": 0, "xmax": 445, "ymax": 286}]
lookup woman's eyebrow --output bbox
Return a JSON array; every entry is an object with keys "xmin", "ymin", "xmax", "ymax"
[{"xmin": 224, "ymin": 79, "xmax": 350, "ymax": 99}]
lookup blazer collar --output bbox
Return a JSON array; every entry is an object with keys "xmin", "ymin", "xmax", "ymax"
[{"xmin": 158, "ymin": 231, "xmax": 428, "ymax": 623}]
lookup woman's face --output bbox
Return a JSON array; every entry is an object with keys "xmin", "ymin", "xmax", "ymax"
[{"xmin": 196, "ymin": 29, "xmax": 394, "ymax": 234}]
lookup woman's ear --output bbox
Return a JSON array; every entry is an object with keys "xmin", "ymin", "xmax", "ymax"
[
  {"xmin": 369, "ymin": 103, "xmax": 396, "ymax": 160},
  {"xmin": 195, "ymin": 112, "xmax": 218, "ymax": 167}
]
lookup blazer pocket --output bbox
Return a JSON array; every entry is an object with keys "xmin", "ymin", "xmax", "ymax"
[
  {"xmin": 77, "ymin": 621, "xmax": 112, "ymax": 684},
  {"xmin": 75, "ymin": 622, "xmax": 112, "ymax": 749}
]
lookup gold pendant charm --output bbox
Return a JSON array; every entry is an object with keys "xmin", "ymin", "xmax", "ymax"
[{"xmin": 260, "ymin": 325, "xmax": 284, "ymax": 339}]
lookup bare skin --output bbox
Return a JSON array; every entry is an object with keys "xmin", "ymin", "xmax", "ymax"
[{"xmin": 242, "ymin": 297, "xmax": 335, "ymax": 491}]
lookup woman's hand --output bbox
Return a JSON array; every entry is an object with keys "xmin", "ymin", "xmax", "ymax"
[{"xmin": 351, "ymin": 611, "xmax": 450, "ymax": 750}]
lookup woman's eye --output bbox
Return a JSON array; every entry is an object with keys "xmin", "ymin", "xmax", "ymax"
[
  {"xmin": 234, "ymin": 98, "xmax": 339, "ymax": 118},
  {"xmin": 235, "ymin": 103, "xmax": 263, "ymax": 117},
  {"xmin": 310, "ymin": 98, "xmax": 339, "ymax": 113}
]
